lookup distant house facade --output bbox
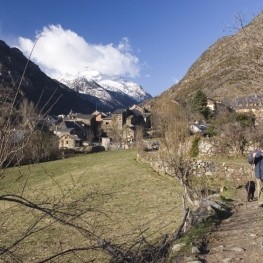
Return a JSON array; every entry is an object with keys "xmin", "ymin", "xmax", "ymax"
[
  {"xmin": 224, "ymin": 95, "xmax": 263, "ymax": 126},
  {"xmin": 101, "ymin": 115, "xmax": 113, "ymax": 129},
  {"xmin": 54, "ymin": 120, "xmax": 86, "ymax": 139},
  {"xmin": 112, "ymin": 108, "xmax": 129, "ymax": 130},
  {"xmin": 92, "ymin": 110, "xmax": 107, "ymax": 122},
  {"xmin": 59, "ymin": 134, "xmax": 81, "ymax": 149}
]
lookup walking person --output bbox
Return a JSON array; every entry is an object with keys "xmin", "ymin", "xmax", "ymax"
[{"xmin": 248, "ymin": 141, "xmax": 263, "ymax": 207}]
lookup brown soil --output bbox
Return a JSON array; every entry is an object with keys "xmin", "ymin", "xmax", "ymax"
[{"xmin": 199, "ymin": 187, "xmax": 263, "ymax": 263}]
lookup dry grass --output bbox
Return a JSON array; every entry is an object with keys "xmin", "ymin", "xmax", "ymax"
[{"xmin": 0, "ymin": 149, "xmax": 183, "ymax": 262}]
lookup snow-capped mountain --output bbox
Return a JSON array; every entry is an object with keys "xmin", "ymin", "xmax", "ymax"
[{"xmin": 59, "ymin": 68, "xmax": 152, "ymax": 111}]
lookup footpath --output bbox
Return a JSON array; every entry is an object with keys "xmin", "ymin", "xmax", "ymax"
[{"xmin": 199, "ymin": 187, "xmax": 263, "ymax": 263}]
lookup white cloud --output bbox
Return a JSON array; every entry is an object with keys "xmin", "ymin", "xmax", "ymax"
[{"xmin": 17, "ymin": 24, "xmax": 140, "ymax": 78}]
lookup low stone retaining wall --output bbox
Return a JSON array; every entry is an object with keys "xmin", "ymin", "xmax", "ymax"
[
  {"xmin": 192, "ymin": 159, "xmax": 253, "ymax": 184},
  {"xmin": 137, "ymin": 151, "xmax": 253, "ymax": 184},
  {"xmin": 198, "ymin": 137, "xmax": 256, "ymax": 157}
]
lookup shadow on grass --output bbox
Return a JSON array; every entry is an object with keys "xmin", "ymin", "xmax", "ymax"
[{"xmin": 220, "ymin": 195, "xmax": 235, "ymax": 203}]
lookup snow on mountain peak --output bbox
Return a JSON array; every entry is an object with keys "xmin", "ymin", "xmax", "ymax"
[
  {"xmin": 77, "ymin": 67, "xmax": 103, "ymax": 81},
  {"xmin": 59, "ymin": 67, "xmax": 152, "ymax": 105}
]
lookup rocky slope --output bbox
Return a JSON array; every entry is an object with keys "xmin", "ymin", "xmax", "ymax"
[{"xmin": 148, "ymin": 11, "xmax": 263, "ymax": 108}]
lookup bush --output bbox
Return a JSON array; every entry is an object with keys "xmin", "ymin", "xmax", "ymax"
[
  {"xmin": 206, "ymin": 123, "xmax": 217, "ymax": 137},
  {"xmin": 235, "ymin": 112, "xmax": 255, "ymax": 127},
  {"xmin": 189, "ymin": 136, "xmax": 200, "ymax": 157}
]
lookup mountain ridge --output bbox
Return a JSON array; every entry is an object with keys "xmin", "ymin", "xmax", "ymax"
[
  {"xmin": 0, "ymin": 40, "xmax": 151, "ymax": 115},
  {"xmin": 0, "ymin": 40, "xmax": 95, "ymax": 115},
  {"xmin": 59, "ymin": 67, "xmax": 152, "ymax": 111},
  {"xmin": 148, "ymin": 11, "xmax": 263, "ymax": 109}
]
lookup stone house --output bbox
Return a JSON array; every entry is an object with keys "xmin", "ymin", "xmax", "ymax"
[
  {"xmin": 101, "ymin": 115, "xmax": 113, "ymax": 129},
  {"xmin": 128, "ymin": 109, "xmax": 144, "ymax": 126},
  {"xmin": 224, "ymin": 95, "xmax": 263, "ymax": 126},
  {"xmin": 92, "ymin": 110, "xmax": 107, "ymax": 122},
  {"xmin": 207, "ymin": 98, "xmax": 231, "ymax": 115},
  {"xmin": 53, "ymin": 119, "xmax": 94, "ymax": 147},
  {"xmin": 100, "ymin": 106, "xmax": 152, "ymax": 143},
  {"xmin": 74, "ymin": 114, "xmax": 96, "ymax": 126},
  {"xmin": 54, "ymin": 120, "xmax": 85, "ymax": 138},
  {"xmin": 129, "ymin": 104, "xmax": 152, "ymax": 128},
  {"xmin": 142, "ymin": 112, "xmax": 152, "ymax": 129},
  {"xmin": 59, "ymin": 134, "xmax": 81, "ymax": 149},
  {"xmin": 111, "ymin": 108, "xmax": 129, "ymax": 130},
  {"xmin": 122, "ymin": 125, "xmax": 136, "ymax": 144},
  {"xmin": 91, "ymin": 110, "xmax": 108, "ymax": 139},
  {"xmin": 224, "ymin": 95, "xmax": 263, "ymax": 111}
]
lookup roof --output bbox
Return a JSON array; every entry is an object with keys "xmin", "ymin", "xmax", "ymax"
[
  {"xmin": 58, "ymin": 120, "xmax": 86, "ymax": 130},
  {"xmin": 59, "ymin": 134, "xmax": 81, "ymax": 141},
  {"xmin": 129, "ymin": 104, "xmax": 144, "ymax": 112},
  {"xmin": 112, "ymin": 108, "xmax": 127, "ymax": 114},
  {"xmin": 142, "ymin": 112, "xmax": 151, "ymax": 118},
  {"xmin": 130, "ymin": 109, "xmax": 144, "ymax": 117},
  {"xmin": 224, "ymin": 95, "xmax": 263, "ymax": 109},
  {"xmin": 76, "ymin": 114, "xmax": 95, "ymax": 120},
  {"xmin": 103, "ymin": 115, "xmax": 113, "ymax": 120},
  {"xmin": 92, "ymin": 110, "xmax": 107, "ymax": 117},
  {"xmin": 56, "ymin": 128, "xmax": 74, "ymax": 134}
]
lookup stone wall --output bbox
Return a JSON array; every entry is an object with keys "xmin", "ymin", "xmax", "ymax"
[
  {"xmin": 197, "ymin": 137, "xmax": 257, "ymax": 157},
  {"xmin": 192, "ymin": 159, "xmax": 252, "ymax": 184},
  {"xmin": 137, "ymin": 150, "xmax": 253, "ymax": 185}
]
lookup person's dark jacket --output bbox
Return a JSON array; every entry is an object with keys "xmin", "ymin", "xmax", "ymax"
[{"xmin": 248, "ymin": 150, "xmax": 263, "ymax": 180}]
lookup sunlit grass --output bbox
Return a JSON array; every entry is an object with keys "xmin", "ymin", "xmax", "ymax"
[{"xmin": 0, "ymin": 149, "xmax": 184, "ymax": 262}]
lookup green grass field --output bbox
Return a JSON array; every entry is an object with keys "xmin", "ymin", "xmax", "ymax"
[{"xmin": 0, "ymin": 149, "xmax": 183, "ymax": 262}]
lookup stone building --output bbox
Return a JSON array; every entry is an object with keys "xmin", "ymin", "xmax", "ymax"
[{"xmin": 59, "ymin": 134, "xmax": 81, "ymax": 149}]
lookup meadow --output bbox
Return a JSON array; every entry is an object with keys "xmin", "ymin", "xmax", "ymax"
[{"xmin": 0, "ymin": 149, "xmax": 183, "ymax": 262}]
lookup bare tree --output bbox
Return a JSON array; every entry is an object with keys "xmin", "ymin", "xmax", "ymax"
[{"xmin": 151, "ymin": 100, "xmax": 198, "ymax": 207}]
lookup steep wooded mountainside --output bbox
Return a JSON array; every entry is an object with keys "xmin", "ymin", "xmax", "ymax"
[
  {"xmin": 148, "ymin": 11, "xmax": 263, "ymax": 108},
  {"xmin": 0, "ymin": 40, "xmax": 151, "ymax": 115},
  {"xmin": 0, "ymin": 40, "xmax": 96, "ymax": 115}
]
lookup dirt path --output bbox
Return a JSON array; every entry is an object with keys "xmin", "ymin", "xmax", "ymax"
[{"xmin": 199, "ymin": 188, "xmax": 263, "ymax": 263}]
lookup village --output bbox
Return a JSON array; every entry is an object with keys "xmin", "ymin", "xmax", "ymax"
[
  {"xmin": 39, "ymin": 104, "xmax": 152, "ymax": 152},
  {"xmin": 37, "ymin": 95, "xmax": 263, "ymax": 154}
]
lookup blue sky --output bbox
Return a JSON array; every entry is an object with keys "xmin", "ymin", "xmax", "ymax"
[{"xmin": 0, "ymin": 0, "xmax": 262, "ymax": 97}]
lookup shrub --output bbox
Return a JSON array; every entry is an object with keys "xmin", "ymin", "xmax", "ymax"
[{"xmin": 189, "ymin": 136, "xmax": 200, "ymax": 157}]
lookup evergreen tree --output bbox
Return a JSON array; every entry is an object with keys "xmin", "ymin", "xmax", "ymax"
[{"xmin": 191, "ymin": 89, "xmax": 210, "ymax": 119}]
